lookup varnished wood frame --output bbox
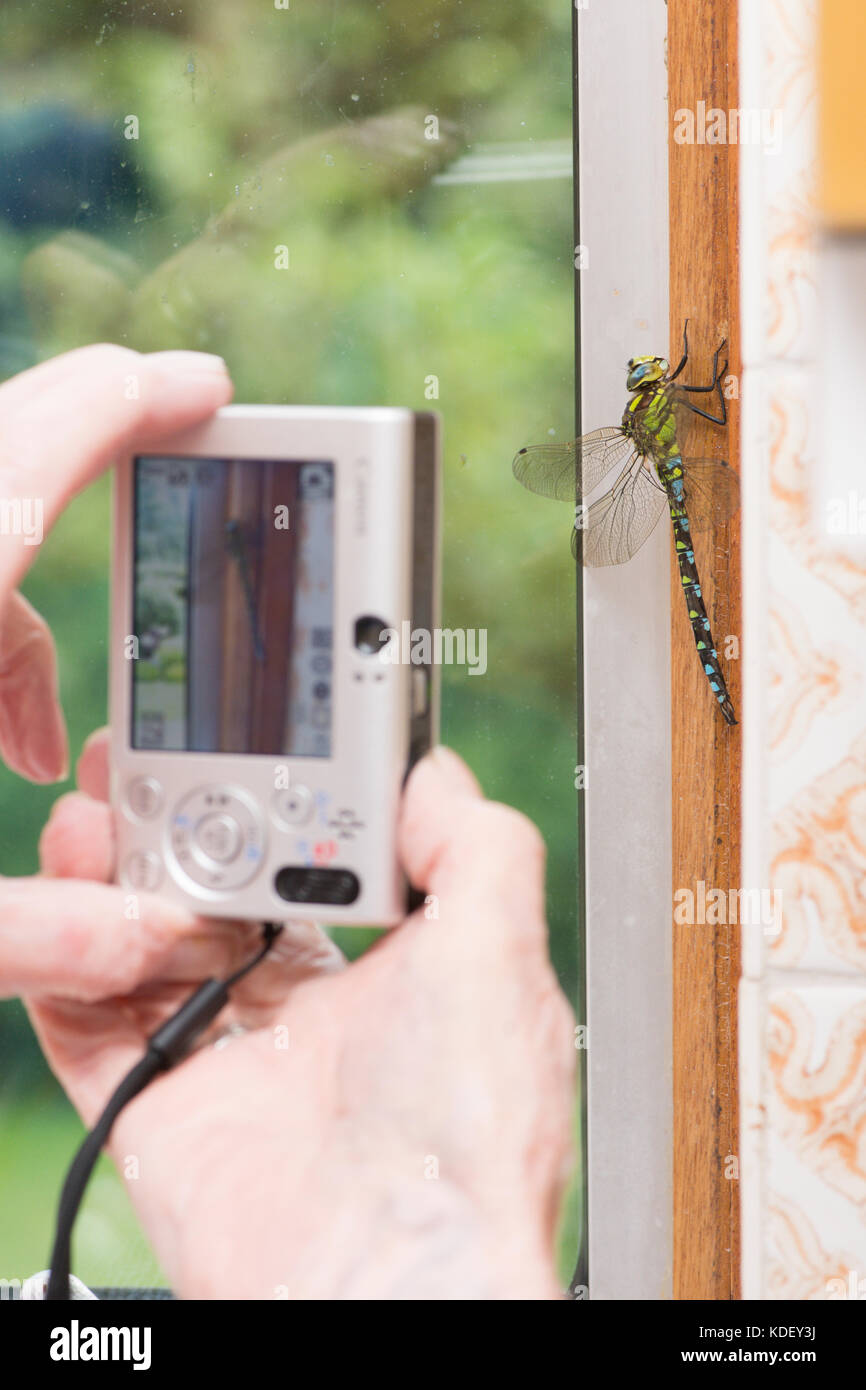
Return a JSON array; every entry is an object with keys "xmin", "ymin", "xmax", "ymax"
[{"xmin": 668, "ymin": 0, "xmax": 742, "ymax": 1301}]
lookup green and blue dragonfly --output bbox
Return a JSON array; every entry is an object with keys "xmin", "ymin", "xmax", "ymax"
[{"xmin": 513, "ymin": 322, "xmax": 739, "ymax": 724}]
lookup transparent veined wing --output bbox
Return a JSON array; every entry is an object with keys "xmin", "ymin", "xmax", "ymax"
[
  {"xmin": 678, "ymin": 457, "xmax": 739, "ymax": 532},
  {"xmin": 574, "ymin": 452, "xmax": 667, "ymax": 566},
  {"xmin": 512, "ymin": 427, "xmax": 634, "ymax": 502},
  {"xmin": 512, "ymin": 441, "xmax": 576, "ymax": 501}
]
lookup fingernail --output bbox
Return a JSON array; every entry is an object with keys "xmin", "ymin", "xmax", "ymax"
[
  {"xmin": 22, "ymin": 705, "xmax": 69, "ymax": 783},
  {"xmin": 146, "ymin": 350, "xmax": 229, "ymax": 374}
]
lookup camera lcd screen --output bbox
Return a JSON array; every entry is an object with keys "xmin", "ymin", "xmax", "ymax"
[{"xmin": 131, "ymin": 456, "xmax": 335, "ymax": 757}]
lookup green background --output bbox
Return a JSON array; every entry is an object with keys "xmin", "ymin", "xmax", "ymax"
[{"xmin": 0, "ymin": 0, "xmax": 581, "ymax": 1291}]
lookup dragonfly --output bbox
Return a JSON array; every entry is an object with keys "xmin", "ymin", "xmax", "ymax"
[{"xmin": 513, "ymin": 321, "xmax": 739, "ymax": 725}]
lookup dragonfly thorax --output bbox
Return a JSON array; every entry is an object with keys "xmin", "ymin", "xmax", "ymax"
[{"xmin": 622, "ymin": 381, "xmax": 679, "ymax": 462}]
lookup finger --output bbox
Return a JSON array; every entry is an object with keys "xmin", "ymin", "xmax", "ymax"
[
  {"xmin": 0, "ymin": 342, "xmax": 156, "ymax": 412},
  {"xmin": 39, "ymin": 791, "xmax": 346, "ymax": 992},
  {"xmin": 26, "ymin": 921, "xmax": 345, "ymax": 1125},
  {"xmin": 0, "ymin": 345, "xmax": 233, "ymax": 603},
  {"xmin": 0, "ymin": 876, "xmax": 261, "ymax": 1002},
  {"xmin": 399, "ymin": 745, "xmax": 548, "ymax": 942},
  {"xmin": 26, "ymin": 996, "xmax": 163, "ymax": 1125},
  {"xmin": 76, "ymin": 726, "xmax": 110, "ymax": 802},
  {"xmin": 0, "ymin": 591, "xmax": 67, "ymax": 782},
  {"xmin": 37, "ymin": 917, "xmax": 346, "ymax": 1041},
  {"xmin": 218, "ymin": 919, "xmax": 346, "ymax": 1027},
  {"xmin": 40, "ymin": 791, "xmax": 114, "ymax": 882}
]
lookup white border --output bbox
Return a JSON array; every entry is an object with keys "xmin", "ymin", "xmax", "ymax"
[{"xmin": 580, "ymin": 0, "xmax": 673, "ymax": 1300}]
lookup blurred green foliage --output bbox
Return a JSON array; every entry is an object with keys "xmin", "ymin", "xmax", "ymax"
[{"xmin": 0, "ymin": 0, "xmax": 580, "ymax": 1289}]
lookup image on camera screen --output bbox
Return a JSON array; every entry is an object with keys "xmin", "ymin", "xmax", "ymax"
[{"xmin": 131, "ymin": 455, "xmax": 335, "ymax": 757}]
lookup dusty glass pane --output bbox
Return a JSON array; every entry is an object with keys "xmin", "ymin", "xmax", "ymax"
[{"xmin": 0, "ymin": 0, "xmax": 581, "ymax": 1291}]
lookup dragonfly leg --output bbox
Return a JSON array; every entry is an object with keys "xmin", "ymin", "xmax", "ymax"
[
  {"xmin": 678, "ymin": 336, "xmax": 728, "ymax": 424},
  {"xmin": 679, "ymin": 337, "xmax": 727, "ymax": 392},
  {"xmin": 684, "ymin": 397, "xmax": 727, "ymax": 425},
  {"xmin": 668, "ymin": 318, "xmax": 690, "ymax": 382}
]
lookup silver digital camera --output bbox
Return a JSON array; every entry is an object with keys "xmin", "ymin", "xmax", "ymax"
[{"xmin": 110, "ymin": 405, "xmax": 440, "ymax": 926}]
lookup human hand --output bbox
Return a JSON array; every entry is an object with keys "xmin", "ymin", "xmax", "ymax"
[
  {"xmin": 26, "ymin": 737, "xmax": 574, "ymax": 1300},
  {"xmin": 0, "ymin": 343, "xmax": 233, "ymax": 783},
  {"xmin": 0, "ymin": 342, "xmax": 573, "ymax": 1299}
]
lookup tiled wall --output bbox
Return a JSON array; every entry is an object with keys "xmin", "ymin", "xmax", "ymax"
[{"xmin": 740, "ymin": 0, "xmax": 866, "ymax": 1300}]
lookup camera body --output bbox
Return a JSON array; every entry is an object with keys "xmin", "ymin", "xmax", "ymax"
[{"xmin": 110, "ymin": 405, "xmax": 440, "ymax": 926}]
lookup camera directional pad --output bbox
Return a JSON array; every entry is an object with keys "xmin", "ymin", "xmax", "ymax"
[
  {"xmin": 167, "ymin": 785, "xmax": 265, "ymax": 894},
  {"xmin": 194, "ymin": 812, "xmax": 243, "ymax": 864}
]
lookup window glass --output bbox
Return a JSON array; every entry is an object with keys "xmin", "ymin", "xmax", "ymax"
[{"xmin": 0, "ymin": 0, "xmax": 581, "ymax": 1291}]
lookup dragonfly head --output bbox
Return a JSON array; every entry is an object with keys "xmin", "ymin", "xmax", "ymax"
[{"xmin": 626, "ymin": 355, "xmax": 669, "ymax": 393}]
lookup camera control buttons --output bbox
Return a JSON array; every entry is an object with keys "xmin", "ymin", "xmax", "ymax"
[
  {"xmin": 193, "ymin": 813, "xmax": 243, "ymax": 865},
  {"xmin": 326, "ymin": 808, "xmax": 365, "ymax": 840},
  {"xmin": 124, "ymin": 777, "xmax": 163, "ymax": 820},
  {"xmin": 272, "ymin": 785, "xmax": 314, "ymax": 828},
  {"xmin": 166, "ymin": 786, "xmax": 265, "ymax": 894},
  {"xmin": 122, "ymin": 850, "xmax": 163, "ymax": 892}
]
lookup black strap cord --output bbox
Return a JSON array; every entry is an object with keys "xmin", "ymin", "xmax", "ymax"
[{"xmin": 46, "ymin": 921, "xmax": 284, "ymax": 1301}]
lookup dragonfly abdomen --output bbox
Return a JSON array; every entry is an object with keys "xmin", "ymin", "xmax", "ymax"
[{"xmin": 662, "ymin": 458, "xmax": 737, "ymax": 726}]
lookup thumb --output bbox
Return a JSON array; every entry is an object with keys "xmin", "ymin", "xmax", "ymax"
[{"xmin": 399, "ymin": 746, "xmax": 548, "ymax": 942}]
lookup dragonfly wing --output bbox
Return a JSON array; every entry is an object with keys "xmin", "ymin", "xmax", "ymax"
[
  {"xmin": 679, "ymin": 457, "xmax": 740, "ymax": 532},
  {"xmin": 578, "ymin": 454, "xmax": 667, "ymax": 567},
  {"xmin": 512, "ymin": 427, "xmax": 633, "ymax": 503},
  {"xmin": 577, "ymin": 427, "xmax": 636, "ymax": 494},
  {"xmin": 512, "ymin": 441, "xmax": 576, "ymax": 501}
]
